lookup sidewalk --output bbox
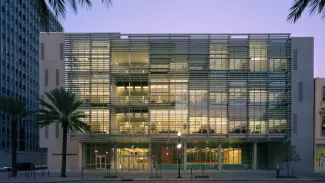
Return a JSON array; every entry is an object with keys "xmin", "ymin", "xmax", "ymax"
[{"xmin": 0, "ymin": 169, "xmax": 325, "ymax": 182}]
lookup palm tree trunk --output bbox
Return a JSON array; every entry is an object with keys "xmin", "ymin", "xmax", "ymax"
[
  {"xmin": 11, "ymin": 120, "xmax": 17, "ymax": 177},
  {"xmin": 60, "ymin": 127, "xmax": 68, "ymax": 177}
]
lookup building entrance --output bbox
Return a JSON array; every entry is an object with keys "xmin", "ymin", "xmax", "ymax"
[
  {"xmin": 119, "ymin": 155, "xmax": 148, "ymax": 170},
  {"xmin": 96, "ymin": 155, "xmax": 107, "ymax": 169}
]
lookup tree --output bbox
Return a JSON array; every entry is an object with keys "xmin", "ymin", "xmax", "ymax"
[
  {"xmin": 281, "ymin": 142, "xmax": 302, "ymax": 177},
  {"xmin": 34, "ymin": 0, "xmax": 112, "ymax": 31},
  {"xmin": 0, "ymin": 96, "xmax": 35, "ymax": 177},
  {"xmin": 37, "ymin": 88, "xmax": 90, "ymax": 177},
  {"xmin": 288, "ymin": 0, "xmax": 325, "ymax": 23}
]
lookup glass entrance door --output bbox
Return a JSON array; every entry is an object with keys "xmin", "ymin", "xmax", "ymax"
[
  {"xmin": 119, "ymin": 155, "xmax": 148, "ymax": 170},
  {"xmin": 96, "ymin": 155, "xmax": 106, "ymax": 169},
  {"xmin": 137, "ymin": 156, "xmax": 147, "ymax": 170},
  {"xmin": 120, "ymin": 156, "xmax": 129, "ymax": 170}
]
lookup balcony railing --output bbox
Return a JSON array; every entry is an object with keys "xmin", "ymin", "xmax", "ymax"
[
  {"xmin": 111, "ymin": 65, "xmax": 148, "ymax": 74},
  {"xmin": 111, "ymin": 96, "xmax": 148, "ymax": 104},
  {"xmin": 78, "ymin": 95, "xmax": 110, "ymax": 104},
  {"xmin": 110, "ymin": 129, "xmax": 148, "ymax": 135},
  {"xmin": 70, "ymin": 128, "xmax": 287, "ymax": 139}
]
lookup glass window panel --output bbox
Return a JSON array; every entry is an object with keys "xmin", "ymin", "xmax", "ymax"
[
  {"xmin": 268, "ymin": 119, "xmax": 287, "ymax": 133},
  {"xmin": 250, "ymin": 90, "xmax": 267, "ymax": 103},
  {"xmin": 230, "ymin": 59, "xmax": 248, "ymax": 70},
  {"xmin": 229, "ymin": 121, "xmax": 247, "ymax": 134},
  {"xmin": 269, "ymin": 59, "xmax": 287, "ymax": 71},
  {"xmin": 249, "ymin": 121, "xmax": 266, "ymax": 134},
  {"xmin": 249, "ymin": 43, "xmax": 267, "ymax": 71}
]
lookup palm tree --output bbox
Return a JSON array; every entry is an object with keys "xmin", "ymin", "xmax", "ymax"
[
  {"xmin": 37, "ymin": 88, "xmax": 90, "ymax": 177},
  {"xmin": 34, "ymin": 0, "xmax": 112, "ymax": 31},
  {"xmin": 0, "ymin": 96, "xmax": 35, "ymax": 177},
  {"xmin": 288, "ymin": 0, "xmax": 325, "ymax": 23}
]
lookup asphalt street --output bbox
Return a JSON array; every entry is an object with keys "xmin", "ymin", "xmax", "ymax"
[{"xmin": 53, "ymin": 181, "xmax": 325, "ymax": 183}]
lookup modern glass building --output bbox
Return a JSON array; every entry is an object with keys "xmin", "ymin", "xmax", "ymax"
[
  {"xmin": 314, "ymin": 78, "xmax": 325, "ymax": 172},
  {"xmin": 40, "ymin": 33, "xmax": 314, "ymax": 171},
  {"xmin": 0, "ymin": 0, "xmax": 62, "ymax": 167}
]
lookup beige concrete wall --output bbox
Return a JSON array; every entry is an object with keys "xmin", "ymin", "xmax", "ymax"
[
  {"xmin": 39, "ymin": 33, "xmax": 79, "ymax": 170},
  {"xmin": 314, "ymin": 78, "xmax": 325, "ymax": 172}
]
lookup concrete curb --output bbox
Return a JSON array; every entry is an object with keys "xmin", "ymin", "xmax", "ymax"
[
  {"xmin": 134, "ymin": 179, "xmax": 316, "ymax": 181},
  {"xmin": 38, "ymin": 178, "xmax": 325, "ymax": 182}
]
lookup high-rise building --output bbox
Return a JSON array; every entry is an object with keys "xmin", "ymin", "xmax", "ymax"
[
  {"xmin": 40, "ymin": 33, "xmax": 314, "ymax": 171},
  {"xmin": 0, "ymin": 0, "xmax": 62, "ymax": 167}
]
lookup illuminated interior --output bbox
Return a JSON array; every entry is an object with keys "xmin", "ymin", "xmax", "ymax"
[
  {"xmin": 117, "ymin": 113, "xmax": 148, "ymax": 135},
  {"xmin": 83, "ymin": 110, "xmax": 109, "ymax": 134},
  {"xmin": 117, "ymin": 148, "xmax": 149, "ymax": 170},
  {"xmin": 83, "ymin": 143, "xmax": 259, "ymax": 169},
  {"xmin": 115, "ymin": 86, "xmax": 148, "ymax": 104},
  {"xmin": 186, "ymin": 148, "xmax": 242, "ymax": 164},
  {"xmin": 150, "ymin": 110, "xmax": 188, "ymax": 134},
  {"xmin": 111, "ymin": 51, "xmax": 149, "ymax": 73}
]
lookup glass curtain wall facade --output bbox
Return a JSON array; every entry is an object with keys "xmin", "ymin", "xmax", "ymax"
[
  {"xmin": 0, "ymin": 0, "xmax": 62, "ymax": 159},
  {"xmin": 65, "ymin": 33, "xmax": 291, "ymax": 170}
]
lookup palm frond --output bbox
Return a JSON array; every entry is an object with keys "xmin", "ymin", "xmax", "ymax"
[
  {"xmin": 39, "ymin": 99, "xmax": 57, "ymax": 112},
  {"xmin": 288, "ymin": 0, "xmax": 325, "ymax": 22},
  {"xmin": 70, "ymin": 119, "xmax": 91, "ymax": 133},
  {"xmin": 38, "ymin": 98, "xmax": 62, "ymax": 117},
  {"xmin": 77, "ymin": 0, "xmax": 92, "ymax": 9},
  {"xmin": 34, "ymin": 0, "xmax": 50, "ymax": 31},
  {"xmin": 79, "ymin": 122, "xmax": 91, "ymax": 132},
  {"xmin": 70, "ymin": 111, "xmax": 87, "ymax": 119},
  {"xmin": 35, "ymin": 0, "xmax": 113, "ymax": 31},
  {"xmin": 70, "ymin": 114, "xmax": 87, "ymax": 120},
  {"xmin": 309, "ymin": 0, "xmax": 325, "ymax": 15},
  {"xmin": 47, "ymin": 0, "xmax": 67, "ymax": 19},
  {"xmin": 37, "ymin": 110, "xmax": 60, "ymax": 126},
  {"xmin": 21, "ymin": 110, "xmax": 37, "ymax": 118},
  {"xmin": 0, "ymin": 96, "xmax": 31, "ymax": 118},
  {"xmin": 69, "ymin": 100, "xmax": 84, "ymax": 115},
  {"xmin": 38, "ymin": 87, "xmax": 90, "ymax": 134},
  {"xmin": 45, "ymin": 89, "xmax": 66, "ymax": 114},
  {"xmin": 288, "ymin": 0, "xmax": 310, "ymax": 23},
  {"xmin": 70, "ymin": 0, "xmax": 78, "ymax": 13},
  {"xmin": 38, "ymin": 120, "xmax": 54, "ymax": 128},
  {"xmin": 101, "ymin": 0, "xmax": 112, "ymax": 7},
  {"xmin": 45, "ymin": 88, "xmax": 73, "ymax": 116}
]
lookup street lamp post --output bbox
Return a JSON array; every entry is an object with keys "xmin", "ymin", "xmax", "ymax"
[{"xmin": 177, "ymin": 132, "xmax": 182, "ymax": 179}]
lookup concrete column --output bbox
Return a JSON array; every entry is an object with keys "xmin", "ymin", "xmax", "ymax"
[
  {"xmin": 183, "ymin": 142, "xmax": 187, "ymax": 170},
  {"xmin": 218, "ymin": 143, "xmax": 222, "ymax": 170},
  {"xmin": 253, "ymin": 142, "xmax": 257, "ymax": 170},
  {"xmin": 78, "ymin": 143, "xmax": 83, "ymax": 169},
  {"xmin": 114, "ymin": 142, "xmax": 117, "ymax": 173},
  {"xmin": 149, "ymin": 141, "xmax": 152, "ymax": 172}
]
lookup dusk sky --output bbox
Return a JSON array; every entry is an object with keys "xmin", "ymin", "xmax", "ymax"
[{"xmin": 60, "ymin": 0, "xmax": 325, "ymax": 77}]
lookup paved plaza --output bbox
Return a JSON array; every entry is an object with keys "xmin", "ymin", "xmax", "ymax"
[{"xmin": 1, "ymin": 170, "xmax": 325, "ymax": 183}]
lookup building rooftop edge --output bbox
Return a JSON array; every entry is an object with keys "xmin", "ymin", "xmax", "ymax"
[
  {"xmin": 40, "ymin": 33, "xmax": 315, "ymax": 39},
  {"xmin": 41, "ymin": 32, "xmax": 292, "ymax": 35}
]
